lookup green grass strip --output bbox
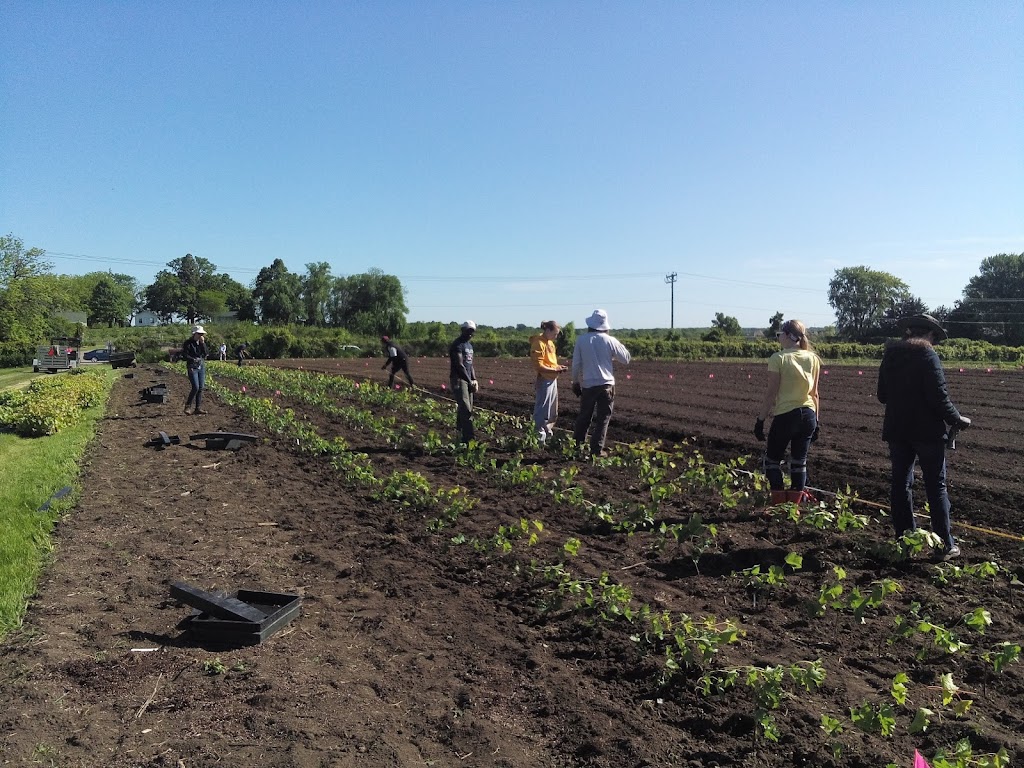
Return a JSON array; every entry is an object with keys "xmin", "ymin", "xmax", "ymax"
[{"xmin": 0, "ymin": 367, "xmax": 117, "ymax": 638}]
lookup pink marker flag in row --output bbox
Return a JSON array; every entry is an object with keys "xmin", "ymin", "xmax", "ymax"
[{"xmin": 915, "ymin": 749, "xmax": 931, "ymax": 768}]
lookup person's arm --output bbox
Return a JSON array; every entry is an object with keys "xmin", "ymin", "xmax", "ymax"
[
  {"xmin": 613, "ymin": 340, "xmax": 631, "ymax": 366},
  {"xmin": 810, "ymin": 360, "xmax": 820, "ymax": 416},
  {"xmin": 759, "ymin": 372, "xmax": 781, "ymax": 421},
  {"xmin": 922, "ymin": 350, "xmax": 963, "ymax": 425}
]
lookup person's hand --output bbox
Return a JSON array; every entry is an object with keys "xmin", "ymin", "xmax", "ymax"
[
  {"xmin": 753, "ymin": 418, "xmax": 765, "ymax": 442},
  {"xmin": 957, "ymin": 415, "xmax": 972, "ymax": 430},
  {"xmin": 571, "ymin": 382, "xmax": 582, "ymax": 397},
  {"xmin": 470, "ymin": 380, "xmax": 479, "ymax": 393},
  {"xmin": 811, "ymin": 424, "xmax": 820, "ymax": 443}
]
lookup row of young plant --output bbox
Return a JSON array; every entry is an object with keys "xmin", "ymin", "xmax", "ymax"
[
  {"xmin": 192, "ymin": 364, "xmax": 1019, "ymax": 764},
  {"xmin": 0, "ymin": 369, "xmax": 108, "ymax": 436}
]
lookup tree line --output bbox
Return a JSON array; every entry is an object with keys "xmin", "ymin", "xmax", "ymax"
[
  {"xmin": 0, "ymin": 235, "xmax": 409, "ymax": 365},
  {"xmin": 3, "ymin": 232, "xmax": 1023, "ymax": 365}
]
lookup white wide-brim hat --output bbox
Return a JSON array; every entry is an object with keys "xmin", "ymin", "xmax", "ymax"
[{"xmin": 585, "ymin": 309, "xmax": 609, "ymax": 331}]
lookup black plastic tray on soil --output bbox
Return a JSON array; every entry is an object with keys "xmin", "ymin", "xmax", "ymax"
[{"xmin": 172, "ymin": 584, "xmax": 301, "ymax": 645}]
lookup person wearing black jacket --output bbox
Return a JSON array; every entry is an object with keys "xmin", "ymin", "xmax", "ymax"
[
  {"xmin": 448, "ymin": 321, "xmax": 478, "ymax": 444},
  {"xmin": 877, "ymin": 314, "xmax": 972, "ymax": 560},
  {"xmin": 381, "ymin": 336, "xmax": 415, "ymax": 389},
  {"xmin": 182, "ymin": 325, "xmax": 209, "ymax": 415}
]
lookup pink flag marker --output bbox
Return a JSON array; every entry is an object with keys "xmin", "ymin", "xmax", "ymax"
[
  {"xmin": 709, "ymin": 373, "xmax": 714, "ymax": 379},
  {"xmin": 241, "ymin": 386, "xmax": 246, "ymax": 393},
  {"xmin": 441, "ymin": 383, "xmax": 447, "ymax": 391},
  {"xmin": 669, "ymin": 374, "xmax": 674, "ymax": 379},
  {"xmin": 489, "ymin": 379, "xmax": 494, "ymax": 385},
  {"xmin": 914, "ymin": 749, "xmax": 931, "ymax": 768},
  {"xmin": 275, "ymin": 390, "xmax": 281, "ymax": 396},
  {"xmin": 823, "ymin": 370, "xmax": 829, "ymax": 375},
  {"xmin": 959, "ymin": 368, "xmax": 965, "ymax": 373},
  {"xmin": 858, "ymin": 371, "xmax": 863, "ymax": 375}
]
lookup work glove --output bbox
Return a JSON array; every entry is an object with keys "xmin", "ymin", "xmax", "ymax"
[
  {"xmin": 957, "ymin": 415, "xmax": 972, "ymax": 430},
  {"xmin": 811, "ymin": 424, "xmax": 820, "ymax": 443},
  {"xmin": 753, "ymin": 418, "xmax": 765, "ymax": 442},
  {"xmin": 571, "ymin": 381, "xmax": 582, "ymax": 398},
  {"xmin": 470, "ymin": 380, "xmax": 479, "ymax": 394}
]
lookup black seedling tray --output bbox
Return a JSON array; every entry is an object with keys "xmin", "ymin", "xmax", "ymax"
[{"xmin": 171, "ymin": 583, "xmax": 301, "ymax": 645}]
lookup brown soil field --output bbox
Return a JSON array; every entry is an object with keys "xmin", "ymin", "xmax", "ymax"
[{"xmin": 0, "ymin": 357, "xmax": 1021, "ymax": 768}]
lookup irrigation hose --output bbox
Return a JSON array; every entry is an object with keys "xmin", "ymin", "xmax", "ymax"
[{"xmin": 370, "ymin": 376, "xmax": 1024, "ymax": 545}]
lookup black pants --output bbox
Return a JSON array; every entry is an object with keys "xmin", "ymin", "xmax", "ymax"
[
  {"xmin": 387, "ymin": 360, "xmax": 414, "ymax": 387},
  {"xmin": 574, "ymin": 384, "xmax": 614, "ymax": 453}
]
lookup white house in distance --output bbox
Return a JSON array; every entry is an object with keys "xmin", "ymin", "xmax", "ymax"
[{"xmin": 134, "ymin": 310, "xmax": 161, "ymax": 327}]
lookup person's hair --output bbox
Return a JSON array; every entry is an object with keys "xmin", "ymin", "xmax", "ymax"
[
  {"xmin": 780, "ymin": 319, "xmax": 812, "ymax": 351},
  {"xmin": 540, "ymin": 320, "xmax": 559, "ymax": 332},
  {"xmin": 903, "ymin": 326, "xmax": 933, "ymax": 342}
]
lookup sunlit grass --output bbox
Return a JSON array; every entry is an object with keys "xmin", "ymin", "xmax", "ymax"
[{"xmin": 0, "ymin": 367, "xmax": 116, "ymax": 637}]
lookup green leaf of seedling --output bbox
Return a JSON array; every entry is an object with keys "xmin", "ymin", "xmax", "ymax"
[
  {"xmin": 963, "ymin": 607, "xmax": 992, "ymax": 633},
  {"xmin": 909, "ymin": 707, "xmax": 933, "ymax": 733},
  {"xmin": 784, "ymin": 552, "xmax": 803, "ymax": 570},
  {"xmin": 940, "ymin": 673, "xmax": 959, "ymax": 706},
  {"xmin": 890, "ymin": 672, "xmax": 909, "ymax": 705}
]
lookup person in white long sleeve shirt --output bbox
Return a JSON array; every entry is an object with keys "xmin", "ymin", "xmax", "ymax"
[{"xmin": 571, "ymin": 309, "xmax": 631, "ymax": 457}]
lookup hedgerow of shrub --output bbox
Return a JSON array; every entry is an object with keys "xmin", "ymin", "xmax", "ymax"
[{"xmin": 0, "ymin": 369, "xmax": 106, "ymax": 437}]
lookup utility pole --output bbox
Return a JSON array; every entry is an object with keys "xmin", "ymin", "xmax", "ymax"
[{"xmin": 665, "ymin": 272, "xmax": 677, "ymax": 330}]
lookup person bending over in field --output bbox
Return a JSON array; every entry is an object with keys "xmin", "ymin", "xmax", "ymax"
[
  {"xmin": 380, "ymin": 336, "xmax": 415, "ymax": 389},
  {"xmin": 877, "ymin": 313, "xmax": 971, "ymax": 562},
  {"xmin": 754, "ymin": 319, "xmax": 820, "ymax": 506}
]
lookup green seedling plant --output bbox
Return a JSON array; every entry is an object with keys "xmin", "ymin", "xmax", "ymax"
[
  {"xmin": 931, "ymin": 739, "xmax": 1011, "ymax": 768},
  {"xmin": 656, "ymin": 514, "xmax": 718, "ymax": 574},
  {"xmin": 809, "ymin": 565, "xmax": 846, "ymax": 618},
  {"xmin": 871, "ymin": 529, "xmax": 943, "ymax": 563},
  {"xmin": 734, "ymin": 552, "xmax": 803, "ymax": 609},
  {"xmin": 850, "ymin": 700, "xmax": 897, "ymax": 737},
  {"xmin": 981, "ymin": 642, "xmax": 1021, "ymax": 674},
  {"xmin": 820, "ymin": 713, "xmax": 845, "ymax": 759},
  {"xmin": 846, "ymin": 577, "xmax": 903, "ymax": 624},
  {"xmin": 933, "ymin": 560, "xmax": 1001, "ymax": 585}
]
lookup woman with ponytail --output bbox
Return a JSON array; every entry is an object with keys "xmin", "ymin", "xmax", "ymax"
[{"xmin": 754, "ymin": 319, "xmax": 821, "ymax": 506}]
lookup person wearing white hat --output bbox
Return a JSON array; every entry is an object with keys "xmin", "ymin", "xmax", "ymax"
[
  {"xmin": 182, "ymin": 325, "xmax": 209, "ymax": 415},
  {"xmin": 448, "ymin": 321, "xmax": 479, "ymax": 443},
  {"xmin": 571, "ymin": 309, "xmax": 631, "ymax": 457}
]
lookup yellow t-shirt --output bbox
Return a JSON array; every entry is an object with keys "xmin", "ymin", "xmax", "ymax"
[{"xmin": 768, "ymin": 349, "xmax": 819, "ymax": 416}]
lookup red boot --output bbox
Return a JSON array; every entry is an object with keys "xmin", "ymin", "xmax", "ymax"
[{"xmin": 787, "ymin": 489, "xmax": 817, "ymax": 506}]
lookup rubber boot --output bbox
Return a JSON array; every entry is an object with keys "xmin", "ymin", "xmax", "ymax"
[{"xmin": 787, "ymin": 489, "xmax": 816, "ymax": 506}]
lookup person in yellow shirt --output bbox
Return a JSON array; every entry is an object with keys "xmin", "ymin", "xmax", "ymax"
[
  {"xmin": 529, "ymin": 320, "xmax": 567, "ymax": 444},
  {"xmin": 754, "ymin": 319, "xmax": 821, "ymax": 505}
]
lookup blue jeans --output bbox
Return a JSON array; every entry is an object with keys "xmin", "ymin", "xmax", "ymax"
[
  {"xmin": 186, "ymin": 365, "xmax": 205, "ymax": 409},
  {"xmin": 888, "ymin": 439, "xmax": 953, "ymax": 548},
  {"xmin": 764, "ymin": 407, "xmax": 817, "ymax": 491}
]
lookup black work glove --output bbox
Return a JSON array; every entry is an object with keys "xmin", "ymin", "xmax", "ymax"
[
  {"xmin": 811, "ymin": 424, "xmax": 820, "ymax": 443},
  {"xmin": 753, "ymin": 418, "xmax": 765, "ymax": 442},
  {"xmin": 571, "ymin": 382, "xmax": 582, "ymax": 398},
  {"xmin": 957, "ymin": 415, "xmax": 972, "ymax": 430}
]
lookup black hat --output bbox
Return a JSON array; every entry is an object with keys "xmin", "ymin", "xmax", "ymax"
[{"xmin": 899, "ymin": 313, "xmax": 947, "ymax": 341}]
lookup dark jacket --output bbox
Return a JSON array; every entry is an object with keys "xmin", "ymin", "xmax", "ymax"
[
  {"xmin": 877, "ymin": 338, "xmax": 962, "ymax": 442},
  {"xmin": 182, "ymin": 338, "xmax": 207, "ymax": 370},
  {"xmin": 448, "ymin": 335, "xmax": 475, "ymax": 382}
]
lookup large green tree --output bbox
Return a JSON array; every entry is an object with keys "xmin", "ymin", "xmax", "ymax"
[
  {"xmin": 302, "ymin": 262, "xmax": 333, "ymax": 327},
  {"xmin": 827, "ymin": 266, "xmax": 910, "ymax": 340},
  {"xmin": 946, "ymin": 254, "xmax": 1024, "ymax": 344},
  {"xmin": 88, "ymin": 277, "xmax": 134, "ymax": 327},
  {"xmin": 0, "ymin": 235, "xmax": 71, "ymax": 357},
  {"xmin": 330, "ymin": 269, "xmax": 408, "ymax": 336},
  {"xmin": 143, "ymin": 253, "xmax": 222, "ymax": 324},
  {"xmin": 253, "ymin": 259, "xmax": 303, "ymax": 325}
]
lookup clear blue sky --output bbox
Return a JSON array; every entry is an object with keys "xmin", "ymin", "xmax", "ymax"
[{"xmin": 2, "ymin": 1, "xmax": 1021, "ymax": 330}]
